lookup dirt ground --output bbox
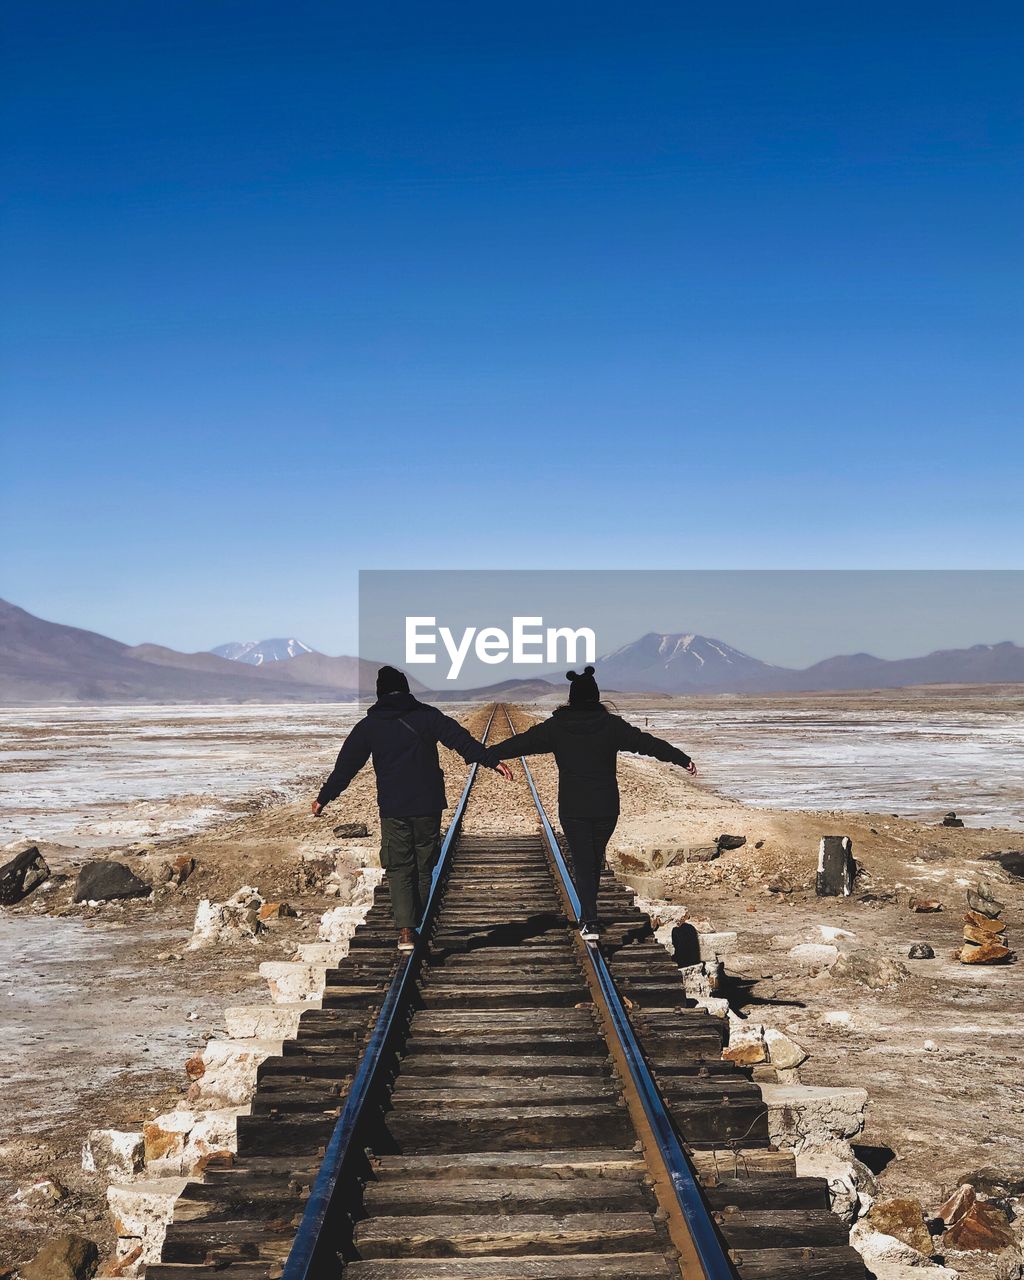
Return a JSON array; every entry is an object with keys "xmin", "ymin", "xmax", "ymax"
[{"xmin": 2, "ymin": 698, "xmax": 1022, "ymax": 1276}]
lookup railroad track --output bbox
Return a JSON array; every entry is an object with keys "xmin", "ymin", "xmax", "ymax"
[{"xmin": 148, "ymin": 704, "xmax": 868, "ymax": 1280}]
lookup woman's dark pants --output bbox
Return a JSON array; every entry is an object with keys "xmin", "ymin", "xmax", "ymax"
[{"xmin": 560, "ymin": 815, "xmax": 618, "ymax": 925}]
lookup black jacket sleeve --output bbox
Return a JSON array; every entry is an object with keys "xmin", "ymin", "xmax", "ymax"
[
  {"xmin": 429, "ymin": 707, "xmax": 492, "ymax": 767},
  {"xmin": 483, "ymin": 718, "xmax": 555, "ymax": 767},
  {"xmin": 613, "ymin": 717, "xmax": 692, "ymax": 769},
  {"xmin": 317, "ymin": 719, "xmax": 372, "ymax": 807}
]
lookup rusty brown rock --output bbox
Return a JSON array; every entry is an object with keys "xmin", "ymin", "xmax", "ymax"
[
  {"xmin": 866, "ymin": 1197, "xmax": 933, "ymax": 1255},
  {"xmin": 945, "ymin": 1200, "xmax": 1016, "ymax": 1252},
  {"xmin": 960, "ymin": 939, "xmax": 1012, "ymax": 964},
  {"xmin": 171, "ymin": 855, "xmax": 196, "ymax": 885},
  {"xmin": 909, "ymin": 897, "xmax": 942, "ymax": 912},
  {"xmin": 722, "ymin": 1041, "xmax": 767, "ymax": 1065},
  {"xmin": 963, "ymin": 922, "xmax": 1008, "ymax": 946},
  {"xmin": 258, "ymin": 901, "xmax": 297, "ymax": 921},
  {"xmin": 97, "ymin": 1245, "xmax": 143, "ymax": 1278},
  {"xmin": 938, "ymin": 1183, "xmax": 976, "ymax": 1227},
  {"xmin": 964, "ymin": 910, "xmax": 1006, "ymax": 934},
  {"xmin": 184, "ymin": 1053, "xmax": 205, "ymax": 1081}
]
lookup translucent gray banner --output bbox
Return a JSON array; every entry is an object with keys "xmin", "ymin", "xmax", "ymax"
[{"xmin": 357, "ymin": 569, "xmax": 1024, "ymax": 700}]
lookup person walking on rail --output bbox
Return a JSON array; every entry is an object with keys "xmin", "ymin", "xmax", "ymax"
[
  {"xmin": 484, "ymin": 666, "xmax": 697, "ymax": 945},
  {"xmin": 312, "ymin": 665, "xmax": 512, "ymax": 951}
]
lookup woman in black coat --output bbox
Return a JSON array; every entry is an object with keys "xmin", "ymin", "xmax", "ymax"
[{"xmin": 485, "ymin": 667, "xmax": 697, "ymax": 942}]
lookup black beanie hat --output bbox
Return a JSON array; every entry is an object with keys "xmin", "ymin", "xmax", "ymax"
[
  {"xmin": 566, "ymin": 665, "xmax": 599, "ymax": 704},
  {"xmin": 376, "ymin": 665, "xmax": 410, "ymax": 697}
]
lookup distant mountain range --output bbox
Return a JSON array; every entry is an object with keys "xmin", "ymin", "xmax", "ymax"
[
  {"xmin": 1, "ymin": 601, "xmax": 1021, "ymax": 704},
  {"xmin": 212, "ymin": 638, "xmax": 317, "ymax": 665},
  {"xmin": 594, "ymin": 631, "xmax": 1024, "ymax": 693}
]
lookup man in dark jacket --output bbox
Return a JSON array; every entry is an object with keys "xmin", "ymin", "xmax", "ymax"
[
  {"xmin": 484, "ymin": 665, "xmax": 697, "ymax": 943},
  {"xmin": 312, "ymin": 666, "xmax": 511, "ymax": 950}
]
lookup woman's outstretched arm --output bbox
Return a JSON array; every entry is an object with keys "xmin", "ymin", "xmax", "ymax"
[
  {"xmin": 613, "ymin": 717, "xmax": 697, "ymax": 774},
  {"xmin": 483, "ymin": 719, "xmax": 555, "ymax": 766}
]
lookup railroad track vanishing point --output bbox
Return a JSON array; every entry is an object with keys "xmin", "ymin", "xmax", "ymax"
[{"xmin": 147, "ymin": 704, "xmax": 869, "ymax": 1280}]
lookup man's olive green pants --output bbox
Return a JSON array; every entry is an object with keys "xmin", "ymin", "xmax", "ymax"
[{"xmin": 379, "ymin": 814, "xmax": 442, "ymax": 929}]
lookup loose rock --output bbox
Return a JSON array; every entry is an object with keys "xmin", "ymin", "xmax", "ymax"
[
  {"xmin": 21, "ymin": 1235, "xmax": 99, "ymax": 1280},
  {"xmin": 10, "ymin": 1179, "xmax": 66, "ymax": 1210},
  {"xmin": 960, "ymin": 939, "xmax": 1012, "ymax": 965},
  {"xmin": 788, "ymin": 941, "xmax": 840, "ymax": 972},
  {"xmin": 716, "ymin": 833, "xmax": 747, "ymax": 850},
  {"xmin": 942, "ymin": 811, "xmax": 965, "ymax": 827},
  {"xmin": 0, "ymin": 846, "xmax": 51, "ymax": 904},
  {"xmin": 867, "ymin": 1197, "xmax": 934, "ymax": 1255},
  {"xmin": 74, "ymin": 861, "xmax": 151, "ymax": 903},
  {"xmin": 946, "ymin": 1200, "xmax": 1016, "ymax": 1252},
  {"xmin": 764, "ymin": 1027, "xmax": 808, "ymax": 1069},
  {"xmin": 333, "ymin": 822, "xmax": 369, "ymax": 839},
  {"xmin": 170, "ymin": 855, "xmax": 195, "ymax": 885},
  {"xmin": 909, "ymin": 897, "xmax": 942, "ymax": 913},
  {"xmin": 187, "ymin": 886, "xmax": 265, "ymax": 949},
  {"xmin": 816, "ymin": 835, "xmax": 855, "ymax": 897},
  {"xmin": 967, "ymin": 882, "xmax": 1005, "ymax": 918},
  {"xmin": 908, "ymin": 943, "xmax": 935, "ymax": 959},
  {"xmin": 257, "ymin": 901, "xmax": 296, "ymax": 921},
  {"xmin": 832, "ymin": 950, "xmax": 910, "ymax": 988}
]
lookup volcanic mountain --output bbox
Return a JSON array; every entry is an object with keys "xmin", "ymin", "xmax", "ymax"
[
  {"xmin": 212, "ymin": 639, "xmax": 317, "ymax": 664},
  {"xmin": 595, "ymin": 632, "xmax": 789, "ymax": 693}
]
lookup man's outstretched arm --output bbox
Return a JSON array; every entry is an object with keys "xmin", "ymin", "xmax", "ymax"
[
  {"xmin": 430, "ymin": 708, "xmax": 514, "ymax": 779},
  {"xmin": 313, "ymin": 721, "xmax": 372, "ymax": 814},
  {"xmin": 614, "ymin": 718, "xmax": 698, "ymax": 775}
]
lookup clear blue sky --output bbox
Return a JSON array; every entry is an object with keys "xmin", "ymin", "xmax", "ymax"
[{"xmin": 1, "ymin": 2, "xmax": 1021, "ymax": 653}]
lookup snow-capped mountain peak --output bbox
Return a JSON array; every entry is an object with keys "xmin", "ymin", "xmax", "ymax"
[
  {"xmin": 211, "ymin": 638, "xmax": 317, "ymax": 666},
  {"xmin": 596, "ymin": 631, "xmax": 777, "ymax": 692}
]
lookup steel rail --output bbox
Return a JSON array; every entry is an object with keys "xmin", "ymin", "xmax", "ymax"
[
  {"xmin": 280, "ymin": 704, "xmax": 498, "ymax": 1280},
  {"xmin": 502, "ymin": 704, "xmax": 737, "ymax": 1280}
]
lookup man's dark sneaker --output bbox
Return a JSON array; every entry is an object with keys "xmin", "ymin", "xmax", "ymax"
[
  {"xmin": 579, "ymin": 922, "xmax": 600, "ymax": 945},
  {"xmin": 397, "ymin": 928, "xmax": 417, "ymax": 952}
]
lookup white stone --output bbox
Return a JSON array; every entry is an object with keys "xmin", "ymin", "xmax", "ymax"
[
  {"xmin": 677, "ymin": 961, "xmax": 722, "ymax": 1001},
  {"xmin": 819, "ymin": 925, "xmax": 857, "ymax": 942},
  {"xmin": 224, "ymin": 1001, "xmax": 319, "ymax": 1039},
  {"xmin": 82, "ymin": 1128, "xmax": 145, "ymax": 1178},
  {"xmin": 788, "ymin": 942, "xmax": 840, "ymax": 971},
  {"xmin": 297, "ymin": 941, "xmax": 351, "ymax": 965},
  {"xmin": 727, "ymin": 1011, "xmax": 765, "ymax": 1045},
  {"xmin": 633, "ymin": 896, "xmax": 690, "ymax": 933},
  {"xmin": 760, "ymin": 1083, "xmax": 868, "ymax": 1155},
  {"xmin": 194, "ymin": 1039, "xmax": 283, "ymax": 1105},
  {"xmin": 765, "ymin": 1027, "xmax": 808, "ymax": 1069},
  {"xmin": 318, "ymin": 904, "xmax": 367, "ymax": 944},
  {"xmin": 695, "ymin": 996, "xmax": 730, "ymax": 1017},
  {"xmin": 187, "ymin": 885, "xmax": 265, "ymax": 950},
  {"xmin": 698, "ymin": 931, "xmax": 738, "ymax": 961},
  {"xmin": 850, "ymin": 1221, "xmax": 957, "ymax": 1277},
  {"xmin": 259, "ymin": 960, "xmax": 326, "ymax": 1002},
  {"xmin": 108, "ymin": 1178, "xmax": 189, "ymax": 1264},
  {"xmin": 796, "ymin": 1152, "xmax": 877, "ymax": 1225},
  {"xmin": 822, "ymin": 1011, "xmax": 852, "ymax": 1027}
]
